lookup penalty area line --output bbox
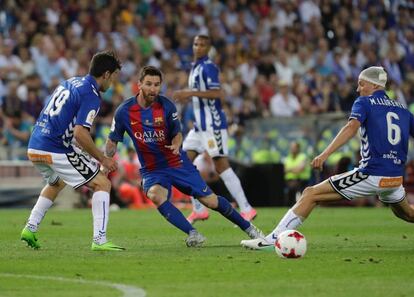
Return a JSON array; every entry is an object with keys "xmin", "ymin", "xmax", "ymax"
[{"xmin": 0, "ymin": 273, "xmax": 146, "ymax": 297}]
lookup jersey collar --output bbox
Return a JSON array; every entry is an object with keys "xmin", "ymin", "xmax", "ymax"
[
  {"xmin": 84, "ymin": 75, "xmax": 100, "ymax": 94},
  {"xmin": 193, "ymin": 56, "xmax": 209, "ymax": 67}
]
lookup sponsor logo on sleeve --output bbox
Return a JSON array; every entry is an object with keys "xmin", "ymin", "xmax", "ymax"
[
  {"xmin": 208, "ymin": 139, "xmax": 216, "ymax": 149},
  {"xmin": 86, "ymin": 110, "xmax": 97, "ymax": 126}
]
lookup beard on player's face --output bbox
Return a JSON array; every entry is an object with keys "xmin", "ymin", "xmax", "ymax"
[{"xmin": 141, "ymin": 88, "xmax": 158, "ymax": 101}]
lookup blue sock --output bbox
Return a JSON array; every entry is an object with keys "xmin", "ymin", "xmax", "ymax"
[
  {"xmin": 157, "ymin": 201, "xmax": 195, "ymax": 234},
  {"xmin": 213, "ymin": 196, "xmax": 250, "ymax": 231}
]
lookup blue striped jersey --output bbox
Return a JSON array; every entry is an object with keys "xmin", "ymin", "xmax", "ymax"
[
  {"xmin": 28, "ymin": 75, "xmax": 101, "ymax": 153},
  {"xmin": 188, "ymin": 56, "xmax": 227, "ymax": 131},
  {"xmin": 350, "ymin": 90, "xmax": 414, "ymax": 176}
]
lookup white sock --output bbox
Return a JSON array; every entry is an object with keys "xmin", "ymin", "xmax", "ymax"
[
  {"xmin": 265, "ymin": 209, "xmax": 304, "ymax": 243},
  {"xmin": 191, "ymin": 197, "xmax": 206, "ymax": 213},
  {"xmin": 92, "ymin": 191, "xmax": 110, "ymax": 245},
  {"xmin": 220, "ymin": 168, "xmax": 252, "ymax": 212},
  {"xmin": 26, "ymin": 196, "xmax": 54, "ymax": 232}
]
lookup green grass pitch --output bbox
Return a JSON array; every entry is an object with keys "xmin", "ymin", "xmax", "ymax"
[{"xmin": 1, "ymin": 207, "xmax": 413, "ymax": 297}]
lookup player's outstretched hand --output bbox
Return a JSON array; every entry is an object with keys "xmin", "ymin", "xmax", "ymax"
[
  {"xmin": 311, "ymin": 154, "xmax": 326, "ymax": 171},
  {"xmin": 165, "ymin": 144, "xmax": 180, "ymax": 155},
  {"xmin": 101, "ymin": 156, "xmax": 118, "ymax": 173}
]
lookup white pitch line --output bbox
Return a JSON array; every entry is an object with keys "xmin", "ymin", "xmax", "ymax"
[{"xmin": 0, "ymin": 273, "xmax": 146, "ymax": 297}]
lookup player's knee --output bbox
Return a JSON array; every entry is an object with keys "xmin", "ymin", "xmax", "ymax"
[
  {"xmin": 146, "ymin": 188, "xmax": 166, "ymax": 206},
  {"xmin": 199, "ymin": 194, "xmax": 218, "ymax": 208},
  {"xmin": 300, "ymin": 186, "xmax": 314, "ymax": 200},
  {"xmin": 92, "ymin": 174, "xmax": 111, "ymax": 192},
  {"xmin": 50, "ymin": 179, "xmax": 65, "ymax": 191},
  {"xmin": 297, "ymin": 186, "xmax": 319, "ymax": 205},
  {"xmin": 41, "ymin": 179, "xmax": 66, "ymax": 200}
]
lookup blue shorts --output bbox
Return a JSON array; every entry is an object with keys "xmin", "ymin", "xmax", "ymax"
[{"xmin": 141, "ymin": 164, "xmax": 213, "ymax": 199}]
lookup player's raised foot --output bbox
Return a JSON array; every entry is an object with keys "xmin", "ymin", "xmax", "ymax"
[
  {"xmin": 91, "ymin": 241, "xmax": 125, "ymax": 251},
  {"xmin": 185, "ymin": 230, "xmax": 206, "ymax": 247},
  {"xmin": 186, "ymin": 210, "xmax": 209, "ymax": 224},
  {"xmin": 21, "ymin": 227, "xmax": 40, "ymax": 249},
  {"xmin": 241, "ymin": 238, "xmax": 274, "ymax": 251},
  {"xmin": 240, "ymin": 208, "xmax": 257, "ymax": 221},
  {"xmin": 244, "ymin": 223, "xmax": 265, "ymax": 239}
]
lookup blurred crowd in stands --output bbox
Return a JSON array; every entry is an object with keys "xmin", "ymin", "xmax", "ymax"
[{"xmin": 0, "ymin": 0, "xmax": 413, "ymax": 207}]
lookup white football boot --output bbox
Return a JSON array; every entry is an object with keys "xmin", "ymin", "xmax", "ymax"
[{"xmin": 241, "ymin": 237, "xmax": 274, "ymax": 251}]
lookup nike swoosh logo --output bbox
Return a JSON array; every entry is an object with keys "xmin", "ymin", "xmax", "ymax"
[
  {"xmin": 131, "ymin": 121, "xmax": 139, "ymax": 125},
  {"xmin": 272, "ymin": 234, "xmax": 278, "ymax": 240},
  {"xmin": 258, "ymin": 241, "xmax": 273, "ymax": 247},
  {"xmin": 202, "ymin": 186, "xmax": 208, "ymax": 192}
]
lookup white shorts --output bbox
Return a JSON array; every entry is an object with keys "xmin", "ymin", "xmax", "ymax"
[
  {"xmin": 27, "ymin": 148, "xmax": 100, "ymax": 189},
  {"xmin": 182, "ymin": 129, "xmax": 228, "ymax": 158},
  {"xmin": 329, "ymin": 168, "xmax": 405, "ymax": 204}
]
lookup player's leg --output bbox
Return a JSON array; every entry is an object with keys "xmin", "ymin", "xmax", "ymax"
[
  {"xmin": 25, "ymin": 178, "xmax": 66, "ymax": 232},
  {"xmin": 182, "ymin": 129, "xmax": 210, "ymax": 223},
  {"xmin": 198, "ymin": 193, "xmax": 264, "ymax": 239},
  {"xmin": 380, "ymin": 183, "xmax": 414, "ymax": 223},
  {"xmin": 268, "ymin": 170, "xmax": 372, "ymax": 241},
  {"xmin": 277, "ymin": 179, "xmax": 342, "ymax": 232},
  {"xmin": 21, "ymin": 154, "xmax": 67, "ymax": 249},
  {"xmin": 21, "ymin": 179, "xmax": 66, "ymax": 249},
  {"xmin": 144, "ymin": 176, "xmax": 205, "ymax": 247},
  {"xmin": 86, "ymin": 172, "xmax": 124, "ymax": 250},
  {"xmin": 172, "ymin": 164, "xmax": 264, "ymax": 239},
  {"xmin": 390, "ymin": 198, "xmax": 414, "ymax": 222},
  {"xmin": 211, "ymin": 128, "xmax": 256, "ymax": 220},
  {"xmin": 241, "ymin": 179, "xmax": 342, "ymax": 250},
  {"xmin": 213, "ymin": 156, "xmax": 256, "ymax": 221},
  {"xmin": 186, "ymin": 150, "xmax": 208, "ymax": 220},
  {"xmin": 64, "ymin": 150, "xmax": 124, "ymax": 250}
]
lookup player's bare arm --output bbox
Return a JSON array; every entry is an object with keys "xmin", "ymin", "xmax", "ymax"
[
  {"xmin": 165, "ymin": 132, "xmax": 182, "ymax": 155},
  {"xmin": 105, "ymin": 138, "xmax": 118, "ymax": 158},
  {"xmin": 172, "ymin": 88, "xmax": 224, "ymax": 103},
  {"xmin": 74, "ymin": 125, "xmax": 117, "ymax": 172},
  {"xmin": 312, "ymin": 119, "xmax": 360, "ymax": 170}
]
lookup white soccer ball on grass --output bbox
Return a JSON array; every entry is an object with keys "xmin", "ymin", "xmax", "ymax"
[{"xmin": 274, "ymin": 230, "xmax": 307, "ymax": 259}]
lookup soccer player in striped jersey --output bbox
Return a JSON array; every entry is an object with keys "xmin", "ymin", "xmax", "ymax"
[
  {"xmin": 242, "ymin": 66, "xmax": 414, "ymax": 250},
  {"xmin": 173, "ymin": 35, "xmax": 256, "ymax": 224},
  {"xmin": 105, "ymin": 66, "xmax": 264, "ymax": 247},
  {"xmin": 21, "ymin": 51, "xmax": 125, "ymax": 251}
]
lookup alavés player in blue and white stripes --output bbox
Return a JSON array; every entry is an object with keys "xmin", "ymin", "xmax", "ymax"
[
  {"xmin": 173, "ymin": 35, "xmax": 256, "ymax": 225},
  {"xmin": 105, "ymin": 66, "xmax": 264, "ymax": 247},
  {"xmin": 242, "ymin": 66, "xmax": 414, "ymax": 250},
  {"xmin": 21, "ymin": 51, "xmax": 125, "ymax": 251}
]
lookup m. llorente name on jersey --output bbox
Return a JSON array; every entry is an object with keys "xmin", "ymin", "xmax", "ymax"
[{"xmin": 369, "ymin": 96, "xmax": 406, "ymax": 109}]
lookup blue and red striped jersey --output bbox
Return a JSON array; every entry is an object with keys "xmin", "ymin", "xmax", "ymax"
[{"xmin": 109, "ymin": 95, "xmax": 186, "ymax": 173}]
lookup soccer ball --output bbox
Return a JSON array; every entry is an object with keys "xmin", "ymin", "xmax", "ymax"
[{"xmin": 274, "ymin": 230, "xmax": 307, "ymax": 259}]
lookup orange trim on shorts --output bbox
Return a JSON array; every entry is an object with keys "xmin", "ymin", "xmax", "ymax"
[
  {"xmin": 27, "ymin": 153, "xmax": 53, "ymax": 164},
  {"xmin": 379, "ymin": 176, "xmax": 403, "ymax": 188}
]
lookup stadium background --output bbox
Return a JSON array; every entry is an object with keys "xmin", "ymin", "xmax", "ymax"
[{"xmin": 0, "ymin": 0, "xmax": 413, "ymax": 208}]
